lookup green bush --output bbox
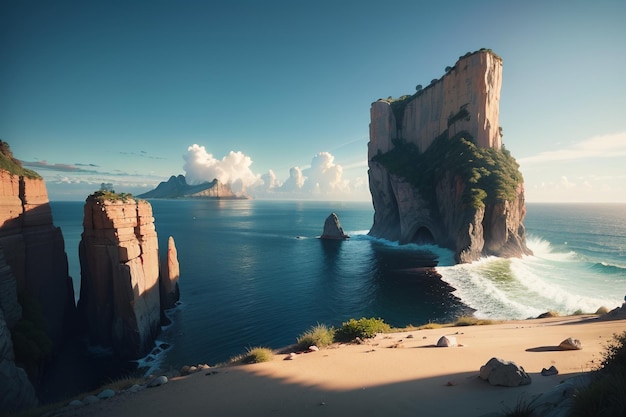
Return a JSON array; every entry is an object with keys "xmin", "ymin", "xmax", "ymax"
[
  {"xmin": 335, "ymin": 317, "xmax": 390, "ymax": 342},
  {"xmin": 296, "ymin": 323, "xmax": 335, "ymax": 350},
  {"xmin": 372, "ymin": 130, "xmax": 524, "ymax": 210},
  {"xmin": 0, "ymin": 140, "xmax": 41, "ymax": 179}
]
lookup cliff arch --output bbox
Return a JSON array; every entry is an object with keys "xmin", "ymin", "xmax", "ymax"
[{"xmin": 412, "ymin": 226, "xmax": 435, "ymax": 245}]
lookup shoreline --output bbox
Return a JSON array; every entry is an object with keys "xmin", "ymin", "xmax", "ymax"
[{"xmin": 49, "ymin": 313, "xmax": 626, "ymax": 417}]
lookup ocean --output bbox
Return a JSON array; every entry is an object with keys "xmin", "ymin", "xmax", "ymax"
[{"xmin": 49, "ymin": 200, "xmax": 626, "ymax": 375}]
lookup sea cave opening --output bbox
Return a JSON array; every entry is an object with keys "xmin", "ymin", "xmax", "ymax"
[{"xmin": 412, "ymin": 226, "xmax": 435, "ymax": 245}]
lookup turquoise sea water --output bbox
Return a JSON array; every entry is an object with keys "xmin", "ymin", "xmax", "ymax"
[{"xmin": 49, "ymin": 200, "xmax": 626, "ymax": 373}]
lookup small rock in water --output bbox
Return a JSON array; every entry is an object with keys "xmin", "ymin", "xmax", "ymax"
[
  {"xmin": 68, "ymin": 400, "xmax": 83, "ymax": 407},
  {"xmin": 148, "ymin": 375, "xmax": 168, "ymax": 387}
]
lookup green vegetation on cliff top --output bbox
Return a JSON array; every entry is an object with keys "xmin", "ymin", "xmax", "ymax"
[
  {"xmin": 89, "ymin": 190, "xmax": 136, "ymax": 202},
  {"xmin": 0, "ymin": 140, "xmax": 42, "ymax": 179},
  {"xmin": 372, "ymin": 131, "xmax": 523, "ymax": 209}
]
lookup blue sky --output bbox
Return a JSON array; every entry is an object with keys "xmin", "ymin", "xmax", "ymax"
[{"xmin": 2, "ymin": 0, "xmax": 625, "ymax": 202}]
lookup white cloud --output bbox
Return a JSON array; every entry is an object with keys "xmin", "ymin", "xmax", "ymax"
[
  {"xmin": 279, "ymin": 167, "xmax": 305, "ymax": 192},
  {"xmin": 519, "ymin": 131, "xmax": 626, "ymax": 165},
  {"xmin": 180, "ymin": 144, "xmax": 369, "ymax": 200},
  {"xmin": 301, "ymin": 152, "xmax": 349, "ymax": 194},
  {"xmin": 182, "ymin": 144, "xmax": 261, "ymax": 192}
]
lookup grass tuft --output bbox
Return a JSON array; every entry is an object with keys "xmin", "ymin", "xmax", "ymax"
[
  {"xmin": 229, "ymin": 347, "xmax": 274, "ymax": 365},
  {"xmin": 296, "ymin": 323, "xmax": 335, "ymax": 351},
  {"xmin": 454, "ymin": 316, "xmax": 494, "ymax": 326}
]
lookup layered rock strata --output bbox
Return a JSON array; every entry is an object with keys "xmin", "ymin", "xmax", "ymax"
[
  {"xmin": 77, "ymin": 194, "xmax": 162, "ymax": 359},
  {"xmin": 0, "ymin": 149, "xmax": 75, "ymax": 411},
  {"xmin": 368, "ymin": 50, "xmax": 531, "ymax": 263}
]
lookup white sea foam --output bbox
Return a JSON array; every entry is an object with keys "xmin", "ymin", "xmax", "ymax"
[{"xmin": 439, "ymin": 238, "xmax": 624, "ymax": 320}]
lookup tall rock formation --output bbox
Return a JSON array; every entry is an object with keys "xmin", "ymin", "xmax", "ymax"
[
  {"xmin": 159, "ymin": 236, "xmax": 180, "ymax": 311},
  {"xmin": 77, "ymin": 192, "xmax": 179, "ymax": 359},
  {"xmin": 368, "ymin": 50, "xmax": 531, "ymax": 263},
  {"xmin": 0, "ymin": 141, "xmax": 75, "ymax": 411}
]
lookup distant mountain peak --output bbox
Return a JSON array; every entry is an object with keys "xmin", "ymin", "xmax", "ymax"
[{"xmin": 138, "ymin": 175, "xmax": 248, "ymax": 199}]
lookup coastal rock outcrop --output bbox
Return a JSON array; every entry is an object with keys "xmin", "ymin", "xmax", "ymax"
[
  {"xmin": 320, "ymin": 213, "xmax": 349, "ymax": 240},
  {"xmin": 0, "ymin": 141, "xmax": 75, "ymax": 411},
  {"xmin": 367, "ymin": 49, "xmax": 531, "ymax": 263},
  {"xmin": 138, "ymin": 175, "xmax": 245, "ymax": 199},
  {"xmin": 159, "ymin": 236, "xmax": 180, "ymax": 311},
  {"xmin": 77, "ymin": 193, "xmax": 163, "ymax": 359}
]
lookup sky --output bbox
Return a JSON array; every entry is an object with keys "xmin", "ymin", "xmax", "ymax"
[{"xmin": 2, "ymin": 0, "xmax": 626, "ymax": 202}]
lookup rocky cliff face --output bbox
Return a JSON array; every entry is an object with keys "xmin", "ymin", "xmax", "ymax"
[
  {"xmin": 0, "ymin": 144, "xmax": 76, "ymax": 411},
  {"xmin": 77, "ymin": 193, "xmax": 179, "ymax": 359},
  {"xmin": 368, "ymin": 50, "xmax": 531, "ymax": 263}
]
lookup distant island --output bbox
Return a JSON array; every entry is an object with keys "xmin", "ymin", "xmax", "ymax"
[{"xmin": 138, "ymin": 175, "xmax": 249, "ymax": 199}]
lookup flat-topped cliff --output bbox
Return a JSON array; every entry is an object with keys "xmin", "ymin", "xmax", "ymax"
[
  {"xmin": 368, "ymin": 50, "xmax": 531, "ymax": 263},
  {"xmin": 77, "ymin": 192, "xmax": 180, "ymax": 359},
  {"xmin": 0, "ymin": 141, "xmax": 75, "ymax": 412}
]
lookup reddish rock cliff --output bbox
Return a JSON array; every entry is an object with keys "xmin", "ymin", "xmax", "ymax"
[
  {"xmin": 0, "ymin": 170, "xmax": 76, "ymax": 345},
  {"xmin": 368, "ymin": 50, "xmax": 531, "ymax": 263},
  {"xmin": 77, "ymin": 193, "xmax": 179, "ymax": 359},
  {"xmin": 0, "ymin": 143, "xmax": 75, "ymax": 411}
]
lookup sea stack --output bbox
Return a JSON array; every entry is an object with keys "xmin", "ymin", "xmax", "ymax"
[
  {"xmin": 77, "ymin": 192, "xmax": 162, "ymax": 359},
  {"xmin": 367, "ymin": 49, "xmax": 531, "ymax": 263},
  {"xmin": 320, "ymin": 213, "xmax": 349, "ymax": 240}
]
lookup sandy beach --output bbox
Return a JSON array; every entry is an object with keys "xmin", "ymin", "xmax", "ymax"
[{"xmin": 54, "ymin": 315, "xmax": 626, "ymax": 417}]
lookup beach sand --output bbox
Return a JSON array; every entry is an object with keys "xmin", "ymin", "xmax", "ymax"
[{"xmin": 55, "ymin": 315, "xmax": 626, "ymax": 417}]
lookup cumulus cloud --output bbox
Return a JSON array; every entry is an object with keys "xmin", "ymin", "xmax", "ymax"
[
  {"xmin": 183, "ymin": 144, "xmax": 261, "ymax": 193},
  {"xmin": 301, "ymin": 152, "xmax": 348, "ymax": 194},
  {"xmin": 182, "ymin": 144, "xmax": 369, "ymax": 200},
  {"xmin": 280, "ymin": 167, "xmax": 305, "ymax": 192}
]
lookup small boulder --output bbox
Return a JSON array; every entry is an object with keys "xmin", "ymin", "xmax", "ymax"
[
  {"xmin": 97, "ymin": 389, "xmax": 115, "ymax": 399},
  {"xmin": 320, "ymin": 213, "xmax": 349, "ymax": 240},
  {"xmin": 127, "ymin": 384, "xmax": 143, "ymax": 393},
  {"xmin": 541, "ymin": 365, "xmax": 559, "ymax": 376},
  {"xmin": 559, "ymin": 337, "xmax": 582, "ymax": 350},
  {"xmin": 285, "ymin": 352, "xmax": 297, "ymax": 360},
  {"xmin": 436, "ymin": 335, "xmax": 458, "ymax": 347},
  {"xmin": 68, "ymin": 400, "xmax": 83, "ymax": 407},
  {"xmin": 147, "ymin": 375, "xmax": 168, "ymax": 388},
  {"xmin": 309, "ymin": 346, "xmax": 319, "ymax": 352},
  {"xmin": 82, "ymin": 395, "xmax": 100, "ymax": 404},
  {"xmin": 479, "ymin": 357, "xmax": 531, "ymax": 387}
]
